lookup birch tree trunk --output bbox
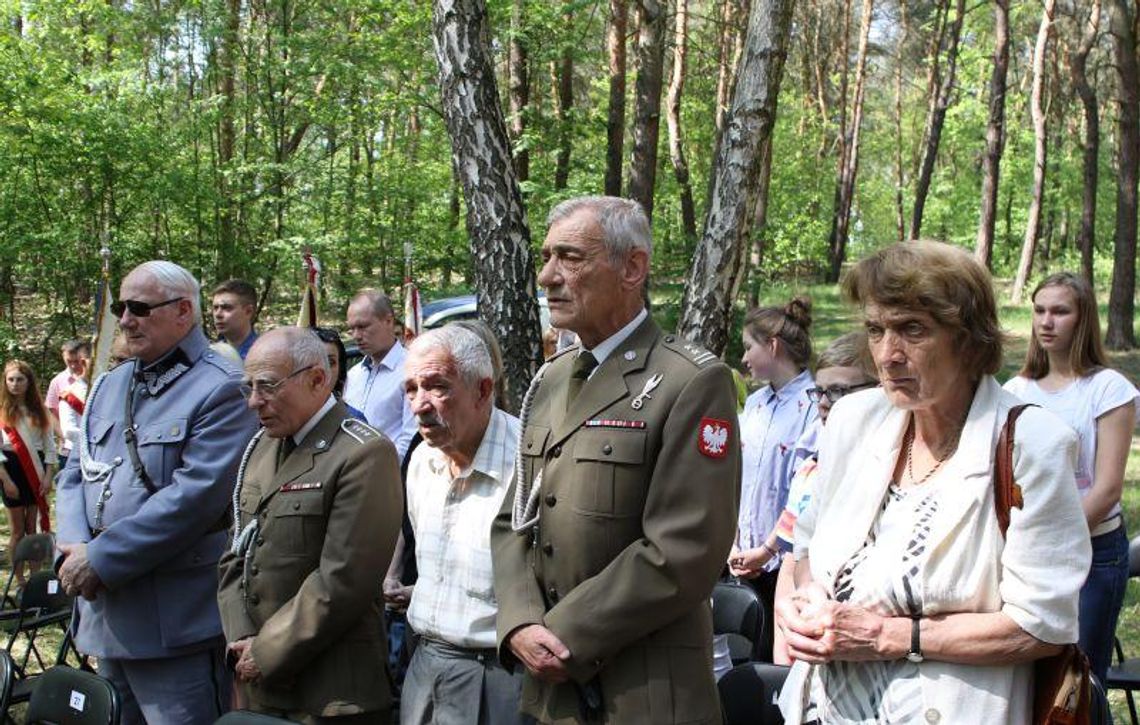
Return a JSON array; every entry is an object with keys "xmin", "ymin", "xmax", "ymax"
[
  {"xmin": 1069, "ymin": 0, "xmax": 1100, "ymax": 286},
  {"xmin": 909, "ymin": 0, "xmax": 963, "ymax": 240},
  {"xmin": 974, "ymin": 0, "xmax": 1010, "ymax": 269},
  {"xmin": 1011, "ymin": 0, "xmax": 1056, "ymax": 305},
  {"xmin": 627, "ymin": 0, "xmax": 666, "ymax": 220},
  {"xmin": 604, "ymin": 0, "xmax": 627, "ymax": 196},
  {"xmin": 432, "ymin": 0, "xmax": 543, "ymax": 409},
  {"xmin": 826, "ymin": 0, "xmax": 873, "ymax": 283},
  {"xmin": 666, "ymin": 0, "xmax": 697, "ymax": 241},
  {"xmin": 1106, "ymin": 0, "xmax": 1138, "ymax": 349},
  {"xmin": 678, "ymin": 0, "xmax": 795, "ymax": 354}
]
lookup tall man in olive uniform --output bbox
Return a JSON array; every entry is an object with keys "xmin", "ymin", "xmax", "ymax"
[
  {"xmin": 218, "ymin": 327, "xmax": 403, "ymax": 724},
  {"xmin": 56, "ymin": 260, "xmax": 259, "ymax": 724},
  {"xmin": 491, "ymin": 196, "xmax": 741, "ymax": 724}
]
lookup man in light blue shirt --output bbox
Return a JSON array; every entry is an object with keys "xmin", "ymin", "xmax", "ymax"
[{"xmin": 343, "ymin": 289, "xmax": 416, "ymax": 460}]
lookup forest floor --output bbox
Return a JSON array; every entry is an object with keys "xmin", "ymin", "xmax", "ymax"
[{"xmin": 0, "ymin": 278, "xmax": 1137, "ymax": 718}]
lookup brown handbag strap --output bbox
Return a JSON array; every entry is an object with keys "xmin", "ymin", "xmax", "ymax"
[{"xmin": 994, "ymin": 403, "xmax": 1036, "ymax": 539}]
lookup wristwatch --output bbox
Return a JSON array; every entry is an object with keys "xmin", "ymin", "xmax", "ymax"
[{"xmin": 906, "ymin": 615, "xmax": 924, "ymax": 663}]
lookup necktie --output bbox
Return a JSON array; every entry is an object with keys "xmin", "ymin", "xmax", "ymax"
[
  {"xmin": 566, "ymin": 351, "xmax": 599, "ymax": 411},
  {"xmin": 277, "ymin": 437, "xmax": 296, "ymax": 471}
]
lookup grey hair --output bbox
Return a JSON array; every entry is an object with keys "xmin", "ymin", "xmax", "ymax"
[
  {"xmin": 547, "ymin": 196, "xmax": 653, "ymax": 264},
  {"xmin": 351, "ymin": 288, "xmax": 395, "ymax": 320},
  {"xmin": 132, "ymin": 260, "xmax": 202, "ymax": 322},
  {"xmin": 254, "ymin": 327, "xmax": 331, "ymax": 377},
  {"xmin": 408, "ymin": 324, "xmax": 493, "ymax": 387}
]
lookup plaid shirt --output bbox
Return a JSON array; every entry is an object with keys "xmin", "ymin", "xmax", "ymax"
[{"xmin": 406, "ymin": 407, "xmax": 520, "ymax": 649}]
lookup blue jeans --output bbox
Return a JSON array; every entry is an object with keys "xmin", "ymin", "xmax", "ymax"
[{"xmin": 1080, "ymin": 524, "xmax": 1129, "ymax": 683}]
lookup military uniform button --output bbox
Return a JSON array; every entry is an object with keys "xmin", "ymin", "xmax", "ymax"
[
  {"xmin": 664, "ymin": 335, "xmax": 676, "ymax": 343},
  {"xmin": 256, "ymin": 537, "xmax": 265, "ymax": 546},
  {"xmin": 542, "ymin": 542, "xmax": 553, "ymax": 555},
  {"xmin": 293, "ymin": 501, "xmax": 301, "ymax": 511},
  {"xmin": 112, "ymin": 456, "xmax": 123, "ymax": 465},
  {"xmin": 547, "ymin": 587, "xmax": 559, "ymax": 603},
  {"xmin": 545, "ymin": 494, "xmax": 557, "ymax": 507},
  {"xmin": 250, "ymin": 565, "xmax": 259, "ymax": 575},
  {"xmin": 249, "ymin": 594, "xmax": 260, "ymax": 605},
  {"xmin": 924, "ymin": 709, "xmax": 940, "ymax": 724},
  {"xmin": 549, "ymin": 445, "xmax": 561, "ymax": 458},
  {"xmin": 602, "ymin": 444, "xmax": 613, "ymax": 455}
]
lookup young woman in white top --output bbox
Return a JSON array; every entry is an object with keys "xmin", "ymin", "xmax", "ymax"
[
  {"xmin": 729, "ymin": 296, "xmax": 818, "ymax": 659},
  {"xmin": 1004, "ymin": 271, "xmax": 1139, "ymax": 683},
  {"xmin": 0, "ymin": 360, "xmax": 56, "ymax": 584}
]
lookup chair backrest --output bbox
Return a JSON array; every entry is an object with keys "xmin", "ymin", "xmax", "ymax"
[
  {"xmin": 1127, "ymin": 535, "xmax": 1140, "ymax": 578},
  {"xmin": 19, "ymin": 570, "xmax": 72, "ymax": 614},
  {"xmin": 718, "ymin": 662, "xmax": 790, "ymax": 725},
  {"xmin": 215, "ymin": 711, "xmax": 299, "ymax": 724},
  {"xmin": 12, "ymin": 533, "xmax": 55, "ymax": 568},
  {"xmin": 0, "ymin": 649, "xmax": 14, "ymax": 712},
  {"xmin": 24, "ymin": 666, "xmax": 120, "ymax": 725},
  {"xmin": 712, "ymin": 581, "xmax": 762, "ymax": 641}
]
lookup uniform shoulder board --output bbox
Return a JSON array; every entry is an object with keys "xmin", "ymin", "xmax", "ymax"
[
  {"xmin": 660, "ymin": 334, "xmax": 721, "ymax": 367},
  {"xmin": 547, "ymin": 344, "xmax": 580, "ymax": 363},
  {"xmin": 340, "ymin": 418, "xmax": 381, "ymax": 444}
]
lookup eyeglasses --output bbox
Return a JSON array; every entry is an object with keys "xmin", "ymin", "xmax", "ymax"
[
  {"xmin": 806, "ymin": 381, "xmax": 879, "ymax": 404},
  {"xmin": 111, "ymin": 298, "xmax": 184, "ymax": 318},
  {"xmin": 239, "ymin": 365, "xmax": 315, "ymax": 400}
]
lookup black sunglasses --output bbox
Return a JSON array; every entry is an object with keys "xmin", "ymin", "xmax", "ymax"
[
  {"xmin": 806, "ymin": 380, "xmax": 879, "ymax": 404},
  {"xmin": 111, "ymin": 297, "xmax": 184, "ymax": 318}
]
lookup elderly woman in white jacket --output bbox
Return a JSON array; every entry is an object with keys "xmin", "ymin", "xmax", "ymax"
[{"xmin": 777, "ymin": 241, "xmax": 1091, "ymax": 725}]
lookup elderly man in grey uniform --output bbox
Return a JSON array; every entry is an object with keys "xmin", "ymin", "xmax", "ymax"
[{"xmin": 56, "ymin": 260, "xmax": 258, "ymax": 724}]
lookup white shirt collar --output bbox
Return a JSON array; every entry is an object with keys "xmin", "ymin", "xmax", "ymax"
[
  {"xmin": 580, "ymin": 307, "xmax": 648, "ymax": 367},
  {"xmin": 293, "ymin": 394, "xmax": 338, "ymax": 445}
]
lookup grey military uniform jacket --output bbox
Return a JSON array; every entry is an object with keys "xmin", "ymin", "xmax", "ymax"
[
  {"xmin": 492, "ymin": 316, "xmax": 742, "ymax": 725},
  {"xmin": 217, "ymin": 400, "xmax": 403, "ymax": 717},
  {"xmin": 55, "ymin": 327, "xmax": 258, "ymax": 659}
]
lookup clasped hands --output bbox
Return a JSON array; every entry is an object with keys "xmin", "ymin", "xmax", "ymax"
[
  {"xmin": 507, "ymin": 624, "xmax": 571, "ymax": 683},
  {"xmin": 227, "ymin": 637, "xmax": 262, "ymax": 683},
  {"xmin": 56, "ymin": 543, "xmax": 104, "ymax": 601},
  {"xmin": 776, "ymin": 582, "xmax": 892, "ymax": 664}
]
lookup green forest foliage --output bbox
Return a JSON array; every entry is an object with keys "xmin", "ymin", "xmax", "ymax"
[{"xmin": 0, "ymin": 0, "xmax": 1128, "ymax": 364}]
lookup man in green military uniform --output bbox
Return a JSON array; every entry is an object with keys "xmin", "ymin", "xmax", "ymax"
[
  {"xmin": 492, "ymin": 196, "xmax": 741, "ymax": 724},
  {"xmin": 218, "ymin": 327, "xmax": 403, "ymax": 724}
]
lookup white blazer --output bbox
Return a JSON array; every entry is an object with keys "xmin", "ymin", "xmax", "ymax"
[{"xmin": 780, "ymin": 376, "xmax": 1092, "ymax": 724}]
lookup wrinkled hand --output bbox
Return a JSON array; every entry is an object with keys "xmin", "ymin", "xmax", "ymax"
[
  {"xmin": 507, "ymin": 624, "xmax": 571, "ymax": 683},
  {"xmin": 728, "ymin": 546, "xmax": 771, "ymax": 579},
  {"xmin": 57, "ymin": 543, "xmax": 104, "ymax": 600},
  {"xmin": 228, "ymin": 638, "xmax": 262, "ymax": 683},
  {"xmin": 383, "ymin": 578, "xmax": 413, "ymax": 611},
  {"xmin": 778, "ymin": 582, "xmax": 887, "ymax": 664}
]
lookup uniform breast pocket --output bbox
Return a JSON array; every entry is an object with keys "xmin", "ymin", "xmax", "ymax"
[
  {"xmin": 268, "ymin": 492, "xmax": 325, "ymax": 558},
  {"xmin": 135, "ymin": 417, "xmax": 189, "ymax": 488},
  {"xmin": 520, "ymin": 424, "xmax": 551, "ymax": 483},
  {"xmin": 571, "ymin": 429, "xmax": 647, "ymax": 518}
]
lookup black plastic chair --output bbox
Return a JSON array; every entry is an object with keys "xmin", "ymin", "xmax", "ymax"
[
  {"xmin": 2, "ymin": 570, "xmax": 72, "ymax": 679},
  {"xmin": 1103, "ymin": 535, "xmax": 1140, "ymax": 724},
  {"xmin": 713, "ymin": 581, "xmax": 764, "ymax": 665},
  {"xmin": 23, "ymin": 666, "xmax": 119, "ymax": 725},
  {"xmin": 0, "ymin": 534, "xmax": 54, "ymax": 608},
  {"xmin": 215, "ymin": 712, "xmax": 299, "ymax": 724},
  {"xmin": 0, "ymin": 650, "xmax": 15, "ymax": 714},
  {"xmin": 718, "ymin": 662, "xmax": 789, "ymax": 725}
]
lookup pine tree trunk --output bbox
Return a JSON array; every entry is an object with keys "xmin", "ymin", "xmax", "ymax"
[
  {"xmin": 217, "ymin": 0, "xmax": 240, "ymax": 278},
  {"xmin": 909, "ymin": 0, "xmax": 964, "ymax": 240},
  {"xmin": 1068, "ymin": 0, "xmax": 1101, "ymax": 287},
  {"xmin": 627, "ymin": 0, "xmax": 666, "ymax": 220},
  {"xmin": 1106, "ymin": 0, "xmax": 1138, "ymax": 349},
  {"xmin": 893, "ymin": 0, "xmax": 908, "ymax": 242},
  {"xmin": 508, "ymin": 0, "xmax": 529, "ymax": 182},
  {"xmin": 826, "ymin": 0, "xmax": 873, "ymax": 283},
  {"xmin": 604, "ymin": 0, "xmax": 627, "ymax": 196},
  {"xmin": 1011, "ymin": 0, "xmax": 1056, "ymax": 305},
  {"xmin": 678, "ymin": 0, "xmax": 795, "ymax": 354},
  {"xmin": 666, "ymin": 0, "xmax": 696, "ymax": 241},
  {"xmin": 553, "ymin": 3, "xmax": 574, "ymax": 190},
  {"xmin": 974, "ymin": 0, "xmax": 1009, "ymax": 269},
  {"xmin": 431, "ymin": 0, "xmax": 544, "ymax": 409}
]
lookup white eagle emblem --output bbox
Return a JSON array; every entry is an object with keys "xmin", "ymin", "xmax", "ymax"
[{"xmin": 697, "ymin": 417, "xmax": 731, "ymax": 458}]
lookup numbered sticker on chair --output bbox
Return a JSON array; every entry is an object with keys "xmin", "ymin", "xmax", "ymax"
[
  {"xmin": 47, "ymin": 579, "xmax": 59, "ymax": 595},
  {"xmin": 69, "ymin": 690, "xmax": 86, "ymax": 712}
]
